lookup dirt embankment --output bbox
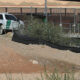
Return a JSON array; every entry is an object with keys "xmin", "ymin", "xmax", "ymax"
[
  {"xmin": 0, "ymin": 33, "xmax": 80, "ymax": 73},
  {"xmin": 0, "ymin": 39, "xmax": 44, "ymax": 73}
]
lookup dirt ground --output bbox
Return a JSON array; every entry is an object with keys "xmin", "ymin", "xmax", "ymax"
[
  {"xmin": 0, "ymin": 35, "xmax": 43, "ymax": 73},
  {"xmin": 0, "ymin": 32, "xmax": 80, "ymax": 79}
]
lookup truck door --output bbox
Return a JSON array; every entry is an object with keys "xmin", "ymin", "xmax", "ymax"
[{"xmin": 5, "ymin": 14, "xmax": 19, "ymax": 30}]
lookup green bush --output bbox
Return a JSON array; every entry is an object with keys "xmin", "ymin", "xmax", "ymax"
[
  {"xmin": 26, "ymin": 19, "xmax": 44, "ymax": 40},
  {"xmin": 25, "ymin": 18, "xmax": 71, "ymax": 46}
]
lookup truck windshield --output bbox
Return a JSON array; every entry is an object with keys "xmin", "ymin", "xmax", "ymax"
[{"xmin": 5, "ymin": 15, "xmax": 17, "ymax": 21}]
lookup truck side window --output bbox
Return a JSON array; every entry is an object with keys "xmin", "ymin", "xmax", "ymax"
[
  {"xmin": 0, "ymin": 14, "xmax": 3, "ymax": 19},
  {"xmin": 5, "ymin": 15, "xmax": 17, "ymax": 21}
]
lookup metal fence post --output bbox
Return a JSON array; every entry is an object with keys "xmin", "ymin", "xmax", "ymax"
[
  {"xmin": 73, "ymin": 8, "xmax": 76, "ymax": 33},
  {"xmin": 78, "ymin": 24, "xmax": 80, "ymax": 33},
  {"xmin": 50, "ymin": 8, "xmax": 52, "ymax": 15},
  {"xmin": 35, "ymin": 8, "xmax": 37, "ymax": 14},
  {"xmin": 65, "ymin": 8, "xmax": 67, "ymax": 16},
  {"xmin": 30, "ymin": 6, "xmax": 33, "ymax": 26},
  {"xmin": 20, "ymin": 8, "xmax": 23, "ymax": 14},
  {"xmin": 70, "ymin": 23, "xmax": 72, "ymax": 33},
  {"xmin": 5, "ymin": 8, "xmax": 8, "ymax": 12},
  {"xmin": 60, "ymin": 8, "xmax": 62, "ymax": 32}
]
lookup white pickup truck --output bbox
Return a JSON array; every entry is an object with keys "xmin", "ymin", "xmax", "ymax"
[{"xmin": 0, "ymin": 13, "xmax": 24, "ymax": 34}]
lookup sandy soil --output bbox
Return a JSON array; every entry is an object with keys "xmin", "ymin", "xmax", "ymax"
[
  {"xmin": 0, "ymin": 33, "xmax": 79, "ymax": 71},
  {"xmin": 3, "ymin": 33, "xmax": 80, "ymax": 66},
  {"xmin": 0, "ymin": 33, "xmax": 80, "ymax": 79},
  {"xmin": 0, "ymin": 73, "xmax": 43, "ymax": 80},
  {"xmin": 0, "ymin": 34, "xmax": 44, "ymax": 73}
]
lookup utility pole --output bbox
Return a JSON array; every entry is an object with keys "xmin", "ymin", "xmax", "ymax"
[{"xmin": 44, "ymin": 0, "xmax": 48, "ymax": 23}]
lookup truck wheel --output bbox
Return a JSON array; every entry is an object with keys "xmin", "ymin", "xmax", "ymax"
[{"xmin": 0, "ymin": 26, "xmax": 3, "ymax": 35}]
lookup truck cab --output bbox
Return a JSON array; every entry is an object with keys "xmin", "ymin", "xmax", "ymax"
[{"xmin": 0, "ymin": 13, "xmax": 24, "ymax": 34}]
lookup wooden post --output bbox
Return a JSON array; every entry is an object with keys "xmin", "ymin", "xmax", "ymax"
[{"xmin": 5, "ymin": 8, "xmax": 8, "ymax": 12}]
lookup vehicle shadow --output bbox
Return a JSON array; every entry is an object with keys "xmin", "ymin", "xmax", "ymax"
[{"xmin": 12, "ymin": 31, "xmax": 80, "ymax": 53}]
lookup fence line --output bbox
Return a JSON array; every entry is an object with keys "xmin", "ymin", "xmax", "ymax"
[
  {"xmin": 0, "ymin": 7, "xmax": 80, "ymax": 14},
  {"xmin": 0, "ymin": 7, "xmax": 80, "ymax": 37}
]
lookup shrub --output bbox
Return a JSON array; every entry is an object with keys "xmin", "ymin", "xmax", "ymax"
[
  {"xmin": 24, "ymin": 18, "xmax": 71, "ymax": 46},
  {"xmin": 38, "ymin": 72, "xmax": 75, "ymax": 80},
  {"xmin": 26, "ymin": 19, "xmax": 44, "ymax": 40}
]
